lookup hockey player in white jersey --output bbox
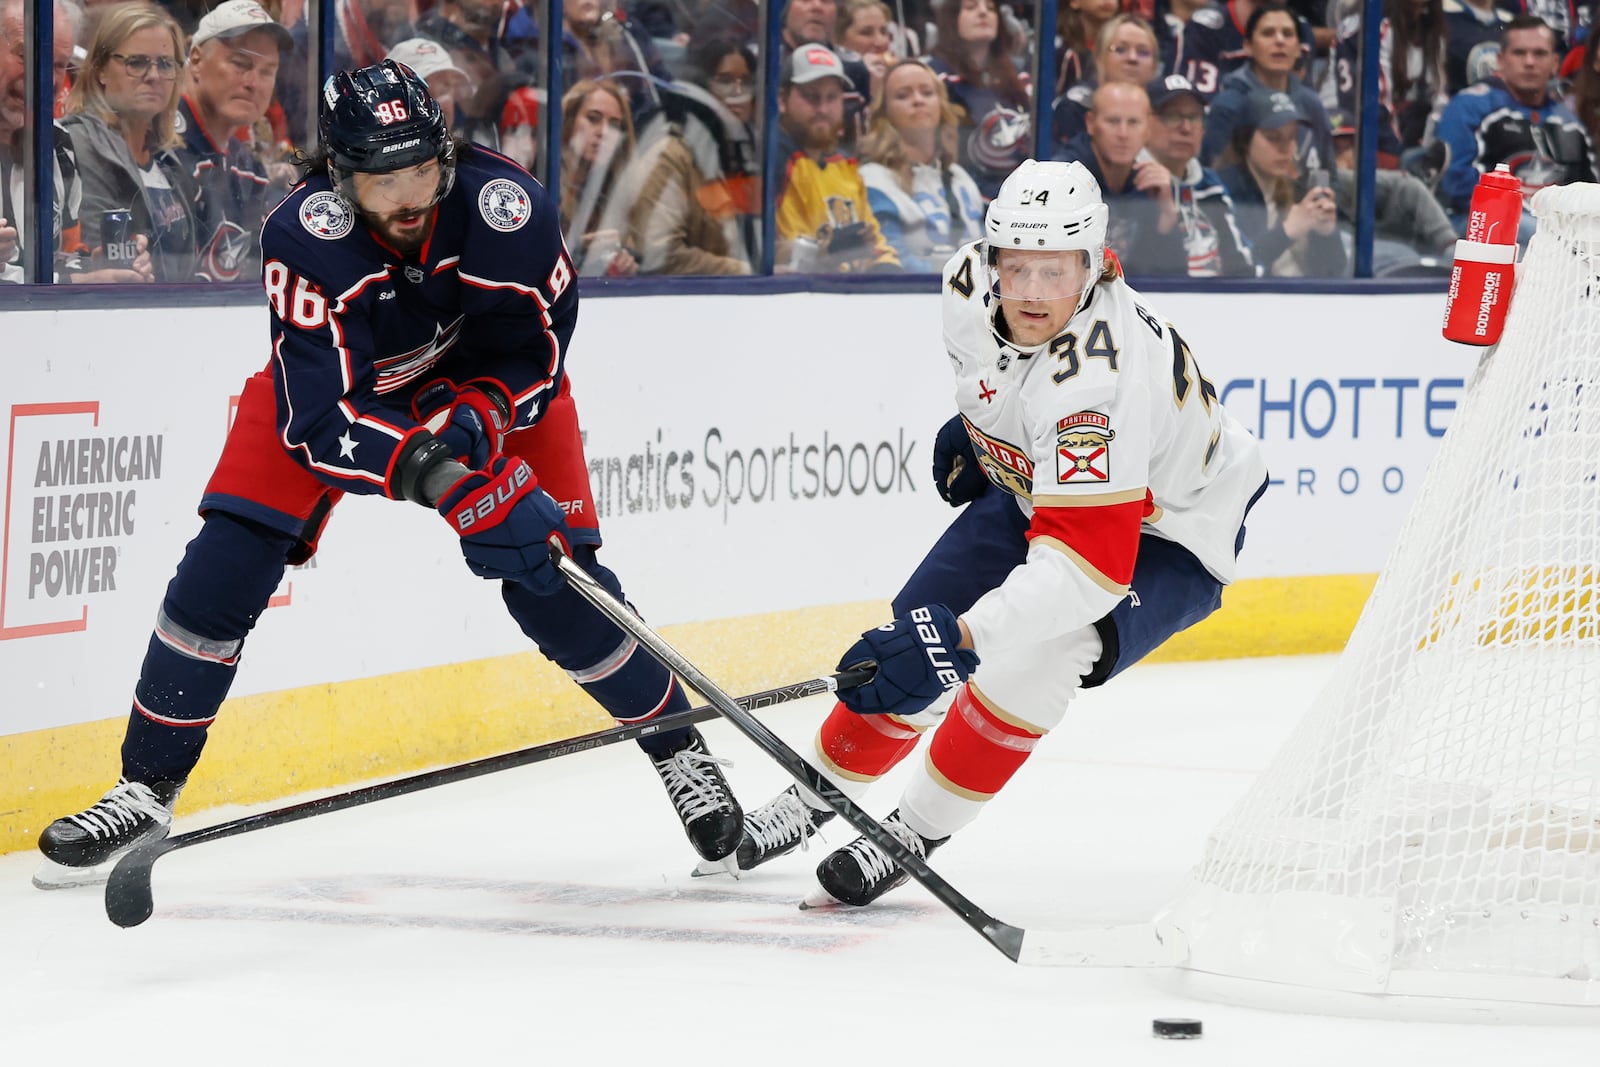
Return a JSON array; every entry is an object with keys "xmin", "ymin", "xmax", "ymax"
[{"xmin": 711, "ymin": 159, "xmax": 1270, "ymax": 907}]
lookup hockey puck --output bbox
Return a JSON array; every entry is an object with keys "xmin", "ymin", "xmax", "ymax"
[{"xmin": 1152, "ymin": 1018, "xmax": 1202, "ymax": 1039}]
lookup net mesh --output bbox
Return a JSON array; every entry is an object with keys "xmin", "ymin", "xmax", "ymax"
[{"xmin": 1164, "ymin": 184, "xmax": 1600, "ymax": 1001}]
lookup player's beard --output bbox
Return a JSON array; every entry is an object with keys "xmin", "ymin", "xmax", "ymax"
[{"xmin": 366, "ymin": 205, "xmax": 437, "ymax": 254}]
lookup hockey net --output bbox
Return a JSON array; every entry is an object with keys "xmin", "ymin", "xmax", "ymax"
[{"xmin": 1159, "ymin": 184, "xmax": 1600, "ymax": 1015}]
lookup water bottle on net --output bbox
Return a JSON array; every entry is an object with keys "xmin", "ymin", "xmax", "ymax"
[{"xmin": 1441, "ymin": 164, "xmax": 1522, "ymax": 347}]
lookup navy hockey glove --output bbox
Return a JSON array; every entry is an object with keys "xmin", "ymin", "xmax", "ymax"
[
  {"xmin": 836, "ymin": 604, "xmax": 979, "ymax": 716},
  {"xmin": 931, "ymin": 415, "xmax": 987, "ymax": 506},
  {"xmin": 437, "ymin": 457, "xmax": 572, "ymax": 595},
  {"xmin": 413, "ymin": 379, "xmax": 511, "ymax": 471}
]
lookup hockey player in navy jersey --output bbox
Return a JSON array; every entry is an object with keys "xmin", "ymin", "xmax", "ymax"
[
  {"xmin": 34, "ymin": 60, "xmax": 742, "ymax": 887},
  {"xmin": 704, "ymin": 160, "xmax": 1268, "ymax": 907}
]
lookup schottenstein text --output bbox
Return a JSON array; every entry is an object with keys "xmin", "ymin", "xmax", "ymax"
[{"xmin": 26, "ymin": 434, "xmax": 163, "ymax": 600}]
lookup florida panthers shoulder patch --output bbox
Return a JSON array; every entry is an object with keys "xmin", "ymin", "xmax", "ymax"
[{"xmin": 1056, "ymin": 410, "xmax": 1114, "ymax": 484}]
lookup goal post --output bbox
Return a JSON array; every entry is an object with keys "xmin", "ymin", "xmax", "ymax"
[{"xmin": 1156, "ymin": 184, "xmax": 1600, "ymax": 1020}]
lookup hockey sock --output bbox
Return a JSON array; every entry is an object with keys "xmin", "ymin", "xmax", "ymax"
[
  {"xmin": 501, "ymin": 548, "xmax": 692, "ymax": 757},
  {"xmin": 901, "ymin": 682, "xmax": 1044, "ymax": 839},
  {"xmin": 570, "ymin": 636, "xmax": 692, "ymax": 758},
  {"xmin": 121, "ymin": 513, "xmax": 295, "ymax": 783},
  {"xmin": 809, "ymin": 700, "xmax": 927, "ymax": 806}
]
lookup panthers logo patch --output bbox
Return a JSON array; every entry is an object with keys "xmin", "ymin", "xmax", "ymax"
[
  {"xmin": 479, "ymin": 179, "xmax": 532, "ymax": 232},
  {"xmin": 1056, "ymin": 411, "xmax": 1115, "ymax": 484},
  {"xmin": 300, "ymin": 191, "xmax": 354, "ymax": 240}
]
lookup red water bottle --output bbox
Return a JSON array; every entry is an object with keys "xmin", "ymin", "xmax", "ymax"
[{"xmin": 1442, "ymin": 164, "xmax": 1522, "ymax": 346}]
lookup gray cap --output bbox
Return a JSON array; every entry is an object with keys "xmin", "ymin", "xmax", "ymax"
[
  {"xmin": 784, "ymin": 43, "xmax": 850, "ymax": 88},
  {"xmin": 192, "ymin": 0, "xmax": 294, "ymax": 52}
]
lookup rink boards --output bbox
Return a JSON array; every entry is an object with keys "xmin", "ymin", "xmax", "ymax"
[{"xmin": 0, "ymin": 288, "xmax": 1468, "ymax": 853}]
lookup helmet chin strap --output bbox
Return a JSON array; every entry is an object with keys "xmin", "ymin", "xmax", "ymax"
[{"xmin": 985, "ymin": 282, "xmax": 1095, "ymax": 357}]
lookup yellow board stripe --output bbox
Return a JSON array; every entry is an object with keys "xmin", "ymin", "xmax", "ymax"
[{"xmin": 0, "ymin": 577, "xmax": 1379, "ymax": 856}]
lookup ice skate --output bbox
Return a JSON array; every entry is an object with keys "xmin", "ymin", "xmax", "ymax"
[
  {"xmin": 648, "ymin": 728, "xmax": 743, "ymax": 862},
  {"xmin": 800, "ymin": 809, "xmax": 946, "ymax": 909},
  {"xmin": 694, "ymin": 784, "xmax": 837, "ymax": 876},
  {"xmin": 33, "ymin": 779, "xmax": 182, "ymax": 890}
]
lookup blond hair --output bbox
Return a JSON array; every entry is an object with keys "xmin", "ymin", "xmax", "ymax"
[
  {"xmin": 859, "ymin": 60, "xmax": 962, "ymax": 192},
  {"xmin": 66, "ymin": 2, "xmax": 185, "ymax": 152}
]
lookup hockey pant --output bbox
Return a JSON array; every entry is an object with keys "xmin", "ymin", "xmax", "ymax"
[{"xmin": 804, "ymin": 487, "xmax": 1235, "ymax": 841}]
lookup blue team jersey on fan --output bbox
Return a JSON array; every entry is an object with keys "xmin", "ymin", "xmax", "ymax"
[{"xmin": 258, "ymin": 148, "xmax": 577, "ymax": 499}]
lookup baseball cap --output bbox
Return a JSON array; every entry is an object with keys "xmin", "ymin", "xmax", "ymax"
[
  {"xmin": 192, "ymin": 0, "xmax": 293, "ymax": 52},
  {"xmin": 1146, "ymin": 74, "xmax": 1205, "ymax": 112},
  {"xmin": 784, "ymin": 43, "xmax": 850, "ymax": 88},
  {"xmin": 387, "ymin": 38, "xmax": 468, "ymax": 83},
  {"xmin": 1328, "ymin": 108, "xmax": 1355, "ymax": 137},
  {"xmin": 1244, "ymin": 88, "xmax": 1306, "ymax": 131}
]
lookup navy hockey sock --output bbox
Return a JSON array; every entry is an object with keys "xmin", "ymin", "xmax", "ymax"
[
  {"xmin": 121, "ymin": 513, "xmax": 295, "ymax": 783},
  {"xmin": 501, "ymin": 548, "xmax": 692, "ymax": 756}
]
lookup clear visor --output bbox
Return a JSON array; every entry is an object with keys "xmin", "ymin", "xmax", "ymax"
[
  {"xmin": 984, "ymin": 248, "xmax": 1092, "ymax": 304},
  {"xmin": 332, "ymin": 154, "xmax": 454, "ymax": 214}
]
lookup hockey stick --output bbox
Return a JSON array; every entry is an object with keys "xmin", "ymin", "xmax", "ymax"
[
  {"xmin": 103, "ymin": 669, "xmax": 869, "ymax": 929},
  {"xmin": 549, "ymin": 546, "xmax": 1039, "ymax": 962}
]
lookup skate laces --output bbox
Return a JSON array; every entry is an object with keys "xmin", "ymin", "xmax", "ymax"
[
  {"xmin": 65, "ymin": 780, "xmax": 169, "ymax": 841},
  {"xmin": 748, "ymin": 788, "xmax": 820, "ymax": 854},
  {"xmin": 843, "ymin": 814, "xmax": 929, "ymax": 886},
  {"xmin": 654, "ymin": 743, "xmax": 735, "ymax": 821}
]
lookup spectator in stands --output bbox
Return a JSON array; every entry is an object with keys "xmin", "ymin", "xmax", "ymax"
[
  {"xmin": 687, "ymin": 34, "xmax": 762, "ymax": 262},
  {"xmin": 1142, "ymin": 73, "xmax": 1254, "ymax": 276},
  {"xmin": 926, "ymin": 0, "xmax": 1033, "ymax": 199},
  {"xmin": 387, "ymin": 37, "xmax": 474, "ymax": 137},
  {"xmin": 614, "ymin": 68, "xmax": 756, "ymax": 274},
  {"xmin": 1180, "ymin": 0, "xmax": 1317, "ymax": 103},
  {"xmin": 1324, "ymin": 0, "xmax": 1446, "ymax": 152},
  {"xmin": 560, "ymin": 0, "xmax": 671, "ymax": 119},
  {"xmin": 1325, "ymin": 108, "xmax": 1455, "ymax": 266},
  {"xmin": 560, "ymin": 77, "xmax": 639, "ymax": 276},
  {"xmin": 858, "ymin": 59, "xmax": 984, "ymax": 271},
  {"xmin": 780, "ymin": 0, "xmax": 873, "ymax": 149},
  {"xmin": 1569, "ymin": 27, "xmax": 1600, "ymax": 151},
  {"xmin": 1216, "ymin": 88, "xmax": 1345, "ymax": 276},
  {"xmin": 1055, "ymin": 0, "xmax": 1118, "ymax": 98},
  {"xmin": 1436, "ymin": 14, "xmax": 1595, "ymax": 238},
  {"xmin": 62, "ymin": 2, "xmax": 212, "ymax": 281},
  {"xmin": 1054, "ymin": 13, "xmax": 1163, "ymax": 150},
  {"xmin": 775, "ymin": 42, "xmax": 899, "ymax": 271},
  {"xmin": 179, "ymin": 0, "xmax": 290, "ymax": 284},
  {"xmin": 835, "ymin": 0, "xmax": 893, "ymax": 101},
  {"xmin": 414, "ymin": 0, "xmax": 544, "ymax": 160},
  {"xmin": 1442, "ymin": 0, "xmax": 1509, "ymax": 95},
  {"xmin": 281, "ymin": 0, "xmax": 415, "ymax": 146},
  {"xmin": 1055, "ymin": 81, "xmax": 1187, "ymax": 273},
  {"xmin": 1201, "ymin": 3, "xmax": 1336, "ymax": 180},
  {"xmin": 1, "ymin": 0, "xmax": 126, "ymax": 283},
  {"xmin": 1153, "ymin": 0, "xmax": 1209, "ymax": 75}
]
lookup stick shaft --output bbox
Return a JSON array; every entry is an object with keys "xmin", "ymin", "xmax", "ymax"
[
  {"xmin": 104, "ymin": 669, "xmax": 860, "ymax": 928},
  {"xmin": 551, "ymin": 549, "xmax": 1025, "ymax": 961}
]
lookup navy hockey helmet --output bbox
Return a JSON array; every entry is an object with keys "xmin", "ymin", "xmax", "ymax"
[{"xmin": 319, "ymin": 59, "xmax": 455, "ymax": 201}]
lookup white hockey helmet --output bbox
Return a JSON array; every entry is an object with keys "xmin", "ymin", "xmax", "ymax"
[{"xmin": 983, "ymin": 159, "xmax": 1109, "ymax": 282}]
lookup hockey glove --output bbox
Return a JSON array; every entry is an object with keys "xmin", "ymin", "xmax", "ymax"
[
  {"xmin": 437, "ymin": 457, "xmax": 572, "ymax": 595},
  {"xmin": 413, "ymin": 379, "xmax": 511, "ymax": 471},
  {"xmin": 932, "ymin": 414, "xmax": 988, "ymax": 506},
  {"xmin": 836, "ymin": 604, "xmax": 979, "ymax": 716}
]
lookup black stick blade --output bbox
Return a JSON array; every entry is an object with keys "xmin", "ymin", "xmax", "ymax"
[{"xmin": 104, "ymin": 839, "xmax": 175, "ymax": 928}]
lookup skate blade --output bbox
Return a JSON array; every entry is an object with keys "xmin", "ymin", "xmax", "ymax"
[
  {"xmin": 798, "ymin": 886, "xmax": 845, "ymax": 910},
  {"xmin": 32, "ymin": 856, "xmax": 115, "ymax": 891},
  {"xmin": 690, "ymin": 855, "xmax": 742, "ymax": 879}
]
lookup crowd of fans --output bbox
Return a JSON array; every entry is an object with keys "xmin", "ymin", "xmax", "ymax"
[{"xmin": 1, "ymin": 0, "xmax": 1598, "ymax": 283}]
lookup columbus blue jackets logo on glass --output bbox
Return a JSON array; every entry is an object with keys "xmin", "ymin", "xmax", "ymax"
[
  {"xmin": 199, "ymin": 220, "xmax": 252, "ymax": 282},
  {"xmin": 479, "ymin": 179, "xmax": 532, "ymax": 232},
  {"xmin": 300, "ymin": 191, "xmax": 354, "ymax": 240},
  {"xmin": 1056, "ymin": 411, "xmax": 1114, "ymax": 484}
]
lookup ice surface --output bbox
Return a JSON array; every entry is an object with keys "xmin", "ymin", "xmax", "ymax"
[{"xmin": 2, "ymin": 655, "xmax": 1592, "ymax": 1062}]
